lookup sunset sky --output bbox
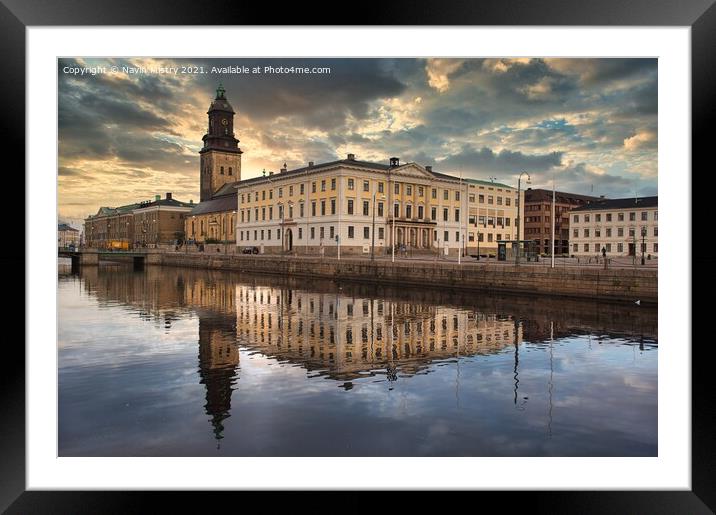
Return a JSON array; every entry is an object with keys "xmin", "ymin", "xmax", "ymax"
[{"xmin": 58, "ymin": 57, "xmax": 657, "ymax": 222}]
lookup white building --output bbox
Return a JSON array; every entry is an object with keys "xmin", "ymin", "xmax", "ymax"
[{"xmin": 570, "ymin": 196, "xmax": 658, "ymax": 258}]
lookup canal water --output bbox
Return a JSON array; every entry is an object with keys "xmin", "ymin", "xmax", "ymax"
[{"xmin": 58, "ymin": 263, "xmax": 657, "ymax": 456}]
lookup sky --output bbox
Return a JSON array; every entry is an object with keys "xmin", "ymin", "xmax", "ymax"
[{"xmin": 58, "ymin": 57, "xmax": 657, "ymax": 222}]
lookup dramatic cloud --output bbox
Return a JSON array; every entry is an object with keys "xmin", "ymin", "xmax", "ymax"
[{"xmin": 58, "ymin": 57, "xmax": 657, "ymax": 219}]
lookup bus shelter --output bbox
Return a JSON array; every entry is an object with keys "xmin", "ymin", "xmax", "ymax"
[{"xmin": 496, "ymin": 239, "xmax": 540, "ymax": 262}]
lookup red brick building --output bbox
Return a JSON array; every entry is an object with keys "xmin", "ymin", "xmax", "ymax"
[{"xmin": 523, "ymin": 188, "xmax": 600, "ymax": 255}]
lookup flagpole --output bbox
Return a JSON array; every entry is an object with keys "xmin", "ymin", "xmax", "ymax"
[{"xmin": 551, "ymin": 173, "xmax": 555, "ymax": 268}]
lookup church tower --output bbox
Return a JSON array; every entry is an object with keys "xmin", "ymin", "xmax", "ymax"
[{"xmin": 199, "ymin": 84, "xmax": 242, "ymax": 202}]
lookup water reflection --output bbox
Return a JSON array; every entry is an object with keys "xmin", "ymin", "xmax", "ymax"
[{"xmin": 58, "ymin": 264, "xmax": 657, "ymax": 456}]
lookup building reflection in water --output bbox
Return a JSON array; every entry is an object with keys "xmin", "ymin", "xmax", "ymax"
[{"xmin": 74, "ymin": 264, "xmax": 657, "ymax": 444}]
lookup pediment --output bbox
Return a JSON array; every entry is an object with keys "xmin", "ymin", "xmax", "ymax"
[{"xmin": 390, "ymin": 163, "xmax": 435, "ymax": 179}]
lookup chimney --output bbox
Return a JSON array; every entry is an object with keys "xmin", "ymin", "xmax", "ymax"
[
  {"xmin": 347, "ymin": 153, "xmax": 356, "ymax": 161},
  {"xmin": 280, "ymin": 162, "xmax": 287, "ymax": 173},
  {"xmin": 425, "ymin": 165, "xmax": 432, "ymax": 172},
  {"xmin": 155, "ymin": 194, "xmax": 160, "ymax": 201},
  {"xmin": 269, "ymin": 171, "xmax": 274, "ymax": 176},
  {"xmin": 308, "ymin": 161, "xmax": 314, "ymax": 168},
  {"xmin": 166, "ymin": 192, "xmax": 172, "ymax": 200},
  {"xmin": 389, "ymin": 157, "xmax": 400, "ymax": 167},
  {"xmin": 190, "ymin": 199, "xmax": 193, "ymax": 204}
]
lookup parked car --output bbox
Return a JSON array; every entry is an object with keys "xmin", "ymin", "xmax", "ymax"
[{"xmin": 242, "ymin": 246, "xmax": 260, "ymax": 255}]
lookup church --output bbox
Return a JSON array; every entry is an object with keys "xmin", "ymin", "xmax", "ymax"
[{"xmin": 184, "ymin": 84, "xmax": 242, "ymax": 245}]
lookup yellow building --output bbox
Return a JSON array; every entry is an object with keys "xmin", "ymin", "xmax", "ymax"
[
  {"xmin": 236, "ymin": 155, "xmax": 523, "ymax": 257},
  {"xmin": 235, "ymin": 284, "xmax": 521, "ymax": 381}
]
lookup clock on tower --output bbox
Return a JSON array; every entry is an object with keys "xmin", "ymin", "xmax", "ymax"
[{"xmin": 199, "ymin": 84, "xmax": 242, "ymax": 202}]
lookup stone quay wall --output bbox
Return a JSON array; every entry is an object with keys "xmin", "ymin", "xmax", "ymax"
[{"xmin": 158, "ymin": 253, "xmax": 657, "ymax": 305}]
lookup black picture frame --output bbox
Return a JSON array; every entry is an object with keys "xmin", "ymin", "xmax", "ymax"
[{"xmin": 4, "ymin": 0, "xmax": 712, "ymax": 511}]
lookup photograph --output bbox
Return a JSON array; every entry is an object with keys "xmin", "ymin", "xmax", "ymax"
[{"xmin": 57, "ymin": 57, "xmax": 658, "ymax": 457}]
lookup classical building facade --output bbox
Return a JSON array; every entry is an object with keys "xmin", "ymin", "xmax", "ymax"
[
  {"xmin": 523, "ymin": 188, "xmax": 600, "ymax": 255},
  {"xmin": 570, "ymin": 196, "xmax": 658, "ymax": 258},
  {"xmin": 84, "ymin": 193, "xmax": 193, "ymax": 249},
  {"xmin": 58, "ymin": 223, "xmax": 80, "ymax": 248},
  {"xmin": 185, "ymin": 85, "xmax": 242, "ymax": 244},
  {"xmin": 235, "ymin": 156, "xmax": 522, "ymax": 257}
]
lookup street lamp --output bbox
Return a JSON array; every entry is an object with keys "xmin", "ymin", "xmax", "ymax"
[
  {"xmin": 641, "ymin": 226, "xmax": 647, "ymax": 265},
  {"xmin": 371, "ymin": 193, "xmax": 386, "ymax": 261},
  {"xmin": 516, "ymin": 171, "xmax": 531, "ymax": 265}
]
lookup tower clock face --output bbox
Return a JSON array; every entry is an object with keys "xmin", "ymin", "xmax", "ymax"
[{"xmin": 221, "ymin": 118, "xmax": 228, "ymax": 126}]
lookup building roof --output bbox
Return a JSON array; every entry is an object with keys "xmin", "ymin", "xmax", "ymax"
[
  {"xmin": 524, "ymin": 188, "xmax": 601, "ymax": 204},
  {"xmin": 58, "ymin": 223, "xmax": 78, "ymax": 232},
  {"xmin": 135, "ymin": 198, "xmax": 195, "ymax": 210},
  {"xmin": 570, "ymin": 196, "xmax": 658, "ymax": 212},
  {"xmin": 188, "ymin": 195, "xmax": 237, "ymax": 216},
  {"xmin": 464, "ymin": 177, "xmax": 514, "ymax": 189},
  {"xmin": 235, "ymin": 158, "xmax": 392, "ymax": 188}
]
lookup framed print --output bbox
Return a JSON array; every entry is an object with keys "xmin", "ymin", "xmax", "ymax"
[{"xmin": 4, "ymin": 0, "xmax": 713, "ymax": 511}]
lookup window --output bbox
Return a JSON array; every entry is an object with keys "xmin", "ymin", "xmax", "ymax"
[
  {"xmin": 583, "ymin": 244, "xmax": 589, "ymax": 252},
  {"xmin": 220, "ymin": 166, "xmax": 224, "ymax": 175},
  {"xmin": 653, "ymin": 243, "xmax": 658, "ymax": 252},
  {"xmin": 320, "ymin": 227, "xmax": 325, "ymax": 239},
  {"xmin": 455, "ymin": 191, "xmax": 460, "ymax": 201},
  {"xmin": 312, "ymin": 182, "xmax": 317, "ymax": 193},
  {"xmin": 279, "ymin": 187, "xmax": 283, "ymax": 198},
  {"xmin": 606, "ymin": 243, "xmax": 612, "ymax": 252},
  {"xmin": 269, "ymin": 206, "xmax": 273, "ymax": 220},
  {"xmin": 310, "ymin": 227, "xmax": 315, "ymax": 239},
  {"xmin": 573, "ymin": 214, "xmax": 579, "ymax": 223},
  {"xmin": 618, "ymin": 243, "xmax": 623, "ymax": 253},
  {"xmin": 443, "ymin": 208, "xmax": 448, "ymax": 221},
  {"xmin": 641, "ymin": 211, "xmax": 647, "ymax": 221},
  {"xmin": 606, "ymin": 228, "xmax": 612, "ymax": 237},
  {"xmin": 444, "ymin": 190, "xmax": 449, "ymax": 200},
  {"xmin": 488, "ymin": 195, "xmax": 493, "ymax": 205},
  {"xmin": 654, "ymin": 227, "xmax": 658, "ymax": 236},
  {"xmin": 311, "ymin": 201, "xmax": 316, "ymax": 217},
  {"xmin": 363, "ymin": 201, "xmax": 369, "ymax": 216},
  {"xmin": 505, "ymin": 218, "xmax": 510, "ymax": 226},
  {"xmin": 378, "ymin": 182, "xmax": 384, "ymax": 193},
  {"xmin": 255, "ymin": 192, "xmax": 258, "ymax": 201},
  {"xmin": 618, "ymin": 212, "xmax": 624, "ymax": 222},
  {"xmin": 596, "ymin": 214, "xmax": 601, "ymax": 222},
  {"xmin": 269, "ymin": 190, "xmax": 273, "ymax": 200},
  {"xmin": 348, "ymin": 179, "xmax": 354, "ymax": 190},
  {"xmin": 406, "ymin": 205, "xmax": 412, "ymax": 218},
  {"xmin": 378, "ymin": 202, "xmax": 384, "ymax": 217},
  {"xmin": 300, "ymin": 184, "xmax": 305, "ymax": 195},
  {"xmin": 262, "ymin": 190, "xmax": 266, "ymax": 200},
  {"xmin": 289, "ymin": 185, "xmax": 293, "ymax": 196},
  {"xmin": 378, "ymin": 227, "xmax": 384, "ymax": 239},
  {"xmin": 394, "ymin": 183, "xmax": 400, "ymax": 195},
  {"xmin": 456, "ymin": 231, "xmax": 460, "ymax": 242},
  {"xmin": 573, "ymin": 243, "xmax": 578, "ymax": 252},
  {"xmin": 585, "ymin": 214, "xmax": 590, "ymax": 223},
  {"xmin": 654, "ymin": 211, "xmax": 658, "ymax": 221},
  {"xmin": 321, "ymin": 200, "xmax": 326, "ymax": 216},
  {"xmin": 606, "ymin": 213, "xmax": 612, "ymax": 222},
  {"xmin": 469, "ymin": 194, "xmax": 475, "ymax": 203},
  {"xmin": 348, "ymin": 226, "xmax": 355, "ymax": 238},
  {"xmin": 444, "ymin": 231, "xmax": 449, "ymax": 242},
  {"xmin": 418, "ymin": 186, "xmax": 424, "ymax": 197},
  {"xmin": 241, "ymin": 211, "xmax": 245, "ymax": 223},
  {"xmin": 298, "ymin": 228, "xmax": 302, "ymax": 239},
  {"xmin": 629, "ymin": 212, "xmax": 636, "ymax": 221},
  {"xmin": 595, "ymin": 229, "xmax": 601, "ymax": 238},
  {"xmin": 573, "ymin": 229, "xmax": 578, "ymax": 238},
  {"xmin": 364, "ymin": 227, "xmax": 370, "ymax": 239},
  {"xmin": 478, "ymin": 233, "xmax": 484, "ymax": 242},
  {"xmin": 487, "ymin": 233, "xmax": 493, "ymax": 242},
  {"xmin": 418, "ymin": 205, "xmax": 424, "ymax": 219},
  {"xmin": 228, "ymin": 167, "xmax": 233, "ymax": 176},
  {"xmin": 330, "ymin": 226, "xmax": 335, "ymax": 239},
  {"xmin": 331, "ymin": 178, "xmax": 336, "ymax": 190},
  {"xmin": 331, "ymin": 199, "xmax": 336, "ymax": 215},
  {"xmin": 431, "ymin": 207, "xmax": 437, "ymax": 220},
  {"xmin": 394, "ymin": 203, "xmax": 400, "ymax": 217},
  {"xmin": 584, "ymin": 229, "xmax": 590, "ymax": 237},
  {"xmin": 506, "ymin": 198, "xmax": 511, "ymax": 206},
  {"xmin": 618, "ymin": 227, "xmax": 624, "ymax": 237},
  {"xmin": 321, "ymin": 180, "xmax": 326, "ymax": 192},
  {"xmin": 300, "ymin": 203, "xmax": 305, "ymax": 217},
  {"xmin": 432, "ymin": 188, "xmax": 437, "ymax": 199},
  {"xmin": 261, "ymin": 230, "xmax": 264, "ymax": 240},
  {"xmin": 629, "ymin": 228, "xmax": 635, "ymax": 237},
  {"xmin": 267, "ymin": 229, "xmax": 271, "ymax": 240},
  {"xmin": 595, "ymin": 243, "xmax": 601, "ymax": 252},
  {"xmin": 347, "ymin": 199, "xmax": 354, "ymax": 215},
  {"xmin": 455, "ymin": 209, "xmax": 460, "ymax": 222}
]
